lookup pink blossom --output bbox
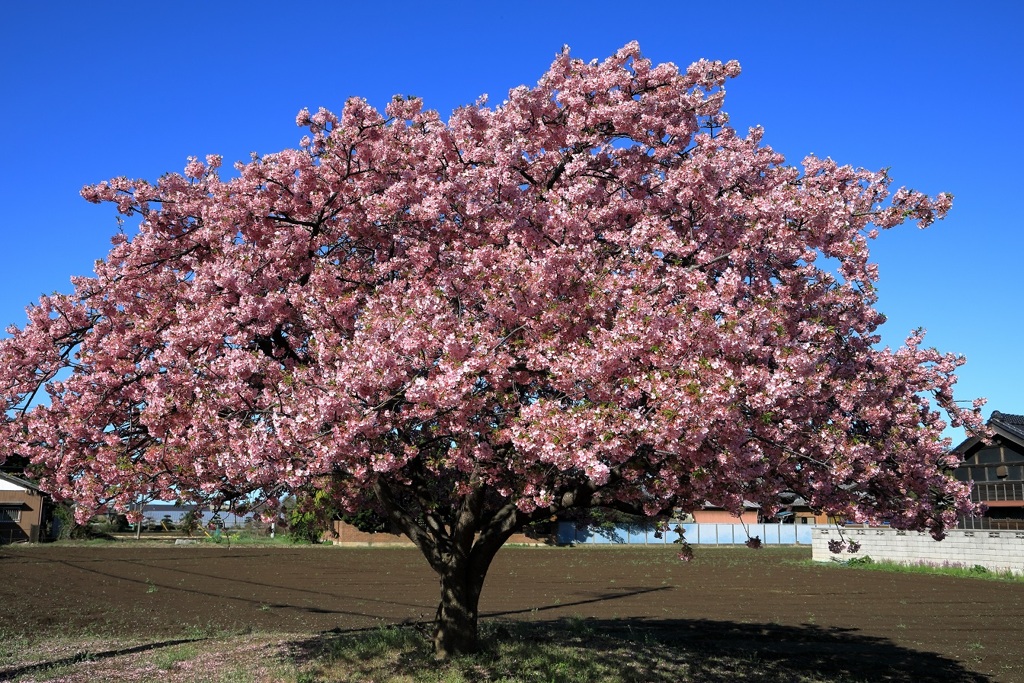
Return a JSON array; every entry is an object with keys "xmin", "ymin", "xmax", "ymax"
[{"xmin": 183, "ymin": 157, "xmax": 205, "ymax": 179}]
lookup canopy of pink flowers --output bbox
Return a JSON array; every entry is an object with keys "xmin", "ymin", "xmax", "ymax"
[{"xmin": 0, "ymin": 43, "xmax": 983, "ymax": 534}]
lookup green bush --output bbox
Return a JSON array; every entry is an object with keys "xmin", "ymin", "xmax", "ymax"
[
  {"xmin": 339, "ymin": 508, "xmax": 390, "ymax": 533},
  {"xmin": 287, "ymin": 507, "xmax": 326, "ymax": 544},
  {"xmin": 51, "ymin": 504, "xmax": 75, "ymax": 540}
]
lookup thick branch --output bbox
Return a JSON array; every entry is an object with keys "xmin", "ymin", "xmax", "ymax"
[{"xmin": 372, "ymin": 479, "xmax": 443, "ymax": 572}]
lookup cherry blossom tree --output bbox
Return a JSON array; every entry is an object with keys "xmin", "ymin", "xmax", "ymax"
[{"xmin": 0, "ymin": 43, "xmax": 984, "ymax": 656}]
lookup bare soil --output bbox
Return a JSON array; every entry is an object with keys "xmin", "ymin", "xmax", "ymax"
[{"xmin": 1, "ymin": 543, "xmax": 1021, "ymax": 682}]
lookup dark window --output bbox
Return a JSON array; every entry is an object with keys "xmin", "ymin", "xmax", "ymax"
[
  {"xmin": 976, "ymin": 448, "xmax": 1003, "ymax": 465},
  {"xmin": 0, "ymin": 506, "xmax": 21, "ymax": 523}
]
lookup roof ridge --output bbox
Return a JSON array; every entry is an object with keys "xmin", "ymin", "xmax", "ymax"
[{"xmin": 0, "ymin": 471, "xmax": 41, "ymax": 491}]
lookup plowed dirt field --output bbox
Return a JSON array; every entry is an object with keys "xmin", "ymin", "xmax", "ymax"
[{"xmin": 1, "ymin": 544, "xmax": 1021, "ymax": 681}]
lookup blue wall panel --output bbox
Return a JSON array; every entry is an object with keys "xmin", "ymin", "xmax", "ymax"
[{"xmin": 557, "ymin": 521, "xmax": 821, "ymax": 546}]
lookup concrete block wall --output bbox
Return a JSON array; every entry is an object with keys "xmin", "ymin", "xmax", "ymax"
[{"xmin": 812, "ymin": 527, "xmax": 1024, "ymax": 575}]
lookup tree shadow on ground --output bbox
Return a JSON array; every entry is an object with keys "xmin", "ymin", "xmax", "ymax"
[{"xmin": 287, "ymin": 617, "xmax": 988, "ymax": 683}]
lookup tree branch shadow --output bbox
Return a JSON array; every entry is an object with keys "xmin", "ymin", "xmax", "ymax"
[
  {"xmin": 542, "ymin": 617, "xmax": 988, "ymax": 683},
  {"xmin": 286, "ymin": 616, "xmax": 989, "ymax": 682},
  {"xmin": 0, "ymin": 638, "xmax": 200, "ymax": 682}
]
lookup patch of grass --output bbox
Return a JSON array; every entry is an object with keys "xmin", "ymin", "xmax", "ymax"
[
  {"xmin": 295, "ymin": 623, "xmax": 633, "ymax": 682},
  {"xmin": 0, "ymin": 632, "xmax": 149, "ymax": 682},
  {"xmin": 149, "ymin": 642, "xmax": 200, "ymax": 670},
  {"xmin": 315, "ymin": 625, "xmax": 421, "ymax": 664},
  {"xmin": 219, "ymin": 532, "xmax": 297, "ymax": 546},
  {"xmin": 14, "ymin": 661, "xmax": 80, "ymax": 682},
  {"xmin": 40, "ymin": 531, "xmax": 300, "ymax": 548},
  {"xmin": 283, "ymin": 619, "xmax": 909, "ymax": 683},
  {"xmin": 182, "ymin": 622, "xmax": 245, "ymax": 640},
  {"xmin": 0, "ymin": 619, "xmax": 983, "ymax": 683},
  {"xmin": 0, "ymin": 632, "xmax": 302, "ymax": 683},
  {"xmin": 0, "ymin": 630, "xmax": 31, "ymax": 666},
  {"xmin": 212, "ymin": 665, "xmax": 302, "ymax": 683},
  {"xmin": 820, "ymin": 556, "xmax": 1024, "ymax": 582},
  {"xmin": 0, "ymin": 630, "xmax": 111, "ymax": 666}
]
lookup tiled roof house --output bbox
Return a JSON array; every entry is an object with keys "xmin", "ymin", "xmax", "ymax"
[{"xmin": 954, "ymin": 411, "xmax": 1024, "ymax": 530}]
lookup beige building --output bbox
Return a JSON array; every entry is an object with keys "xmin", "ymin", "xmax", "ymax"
[{"xmin": 0, "ymin": 472, "xmax": 51, "ymax": 543}]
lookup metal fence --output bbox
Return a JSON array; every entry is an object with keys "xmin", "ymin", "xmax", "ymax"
[{"xmin": 557, "ymin": 521, "xmax": 818, "ymax": 546}]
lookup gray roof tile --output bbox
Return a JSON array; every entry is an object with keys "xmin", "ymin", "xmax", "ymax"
[{"xmin": 991, "ymin": 411, "xmax": 1024, "ymax": 442}]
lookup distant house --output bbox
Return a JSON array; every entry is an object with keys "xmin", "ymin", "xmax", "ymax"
[
  {"xmin": 954, "ymin": 411, "xmax": 1024, "ymax": 530},
  {"xmin": 691, "ymin": 505, "xmax": 759, "ymax": 525},
  {"xmin": 691, "ymin": 493, "xmax": 830, "ymax": 526},
  {"xmin": 773, "ymin": 493, "xmax": 831, "ymax": 525},
  {"xmin": 0, "ymin": 472, "xmax": 53, "ymax": 543}
]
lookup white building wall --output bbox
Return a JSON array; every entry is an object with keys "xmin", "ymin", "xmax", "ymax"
[{"xmin": 812, "ymin": 527, "xmax": 1024, "ymax": 575}]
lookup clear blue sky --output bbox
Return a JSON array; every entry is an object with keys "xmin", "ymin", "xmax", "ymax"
[{"xmin": 1, "ymin": 1, "xmax": 1020, "ymax": 442}]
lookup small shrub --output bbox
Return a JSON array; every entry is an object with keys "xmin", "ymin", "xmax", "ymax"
[
  {"xmin": 288, "ymin": 508, "xmax": 325, "ymax": 544},
  {"xmin": 51, "ymin": 505, "xmax": 76, "ymax": 540},
  {"xmin": 847, "ymin": 555, "xmax": 874, "ymax": 566},
  {"xmin": 178, "ymin": 509, "xmax": 201, "ymax": 537}
]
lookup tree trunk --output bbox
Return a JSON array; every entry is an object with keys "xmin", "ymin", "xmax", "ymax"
[
  {"xmin": 433, "ymin": 557, "xmax": 487, "ymax": 658},
  {"xmin": 370, "ymin": 479, "xmax": 526, "ymax": 660}
]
